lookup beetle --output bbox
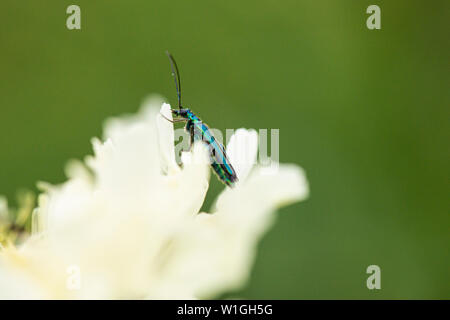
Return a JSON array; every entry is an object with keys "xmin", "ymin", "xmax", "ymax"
[{"xmin": 162, "ymin": 51, "xmax": 238, "ymax": 187}]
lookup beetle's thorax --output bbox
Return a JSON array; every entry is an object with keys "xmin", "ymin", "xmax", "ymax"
[{"xmin": 172, "ymin": 108, "xmax": 201, "ymax": 122}]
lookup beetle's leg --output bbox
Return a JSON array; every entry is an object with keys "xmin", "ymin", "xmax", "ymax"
[
  {"xmin": 189, "ymin": 124, "xmax": 194, "ymax": 150},
  {"xmin": 160, "ymin": 112, "xmax": 185, "ymax": 123}
]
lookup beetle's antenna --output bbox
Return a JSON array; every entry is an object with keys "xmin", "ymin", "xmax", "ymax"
[{"xmin": 165, "ymin": 51, "xmax": 182, "ymax": 109}]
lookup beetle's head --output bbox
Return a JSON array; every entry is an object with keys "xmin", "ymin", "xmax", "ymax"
[{"xmin": 172, "ymin": 108, "xmax": 190, "ymax": 119}]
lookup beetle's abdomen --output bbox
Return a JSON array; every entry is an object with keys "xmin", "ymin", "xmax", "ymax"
[
  {"xmin": 191, "ymin": 121, "xmax": 238, "ymax": 187},
  {"xmin": 211, "ymin": 161, "xmax": 238, "ymax": 187}
]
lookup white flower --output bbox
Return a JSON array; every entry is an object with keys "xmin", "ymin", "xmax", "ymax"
[{"xmin": 0, "ymin": 97, "xmax": 308, "ymax": 299}]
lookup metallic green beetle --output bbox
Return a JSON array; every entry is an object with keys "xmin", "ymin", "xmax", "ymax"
[{"xmin": 163, "ymin": 52, "xmax": 238, "ymax": 187}]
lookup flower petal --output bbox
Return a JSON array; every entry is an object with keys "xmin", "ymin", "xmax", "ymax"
[
  {"xmin": 182, "ymin": 164, "xmax": 309, "ymax": 297},
  {"xmin": 0, "ymin": 196, "xmax": 8, "ymax": 220},
  {"xmin": 226, "ymin": 129, "xmax": 258, "ymax": 182},
  {"xmin": 0, "ymin": 257, "xmax": 47, "ymax": 299},
  {"xmin": 177, "ymin": 143, "xmax": 210, "ymax": 216},
  {"xmin": 156, "ymin": 103, "xmax": 180, "ymax": 175}
]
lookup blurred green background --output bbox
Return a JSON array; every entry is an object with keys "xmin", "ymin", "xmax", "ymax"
[{"xmin": 0, "ymin": 0, "xmax": 448, "ymax": 299}]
